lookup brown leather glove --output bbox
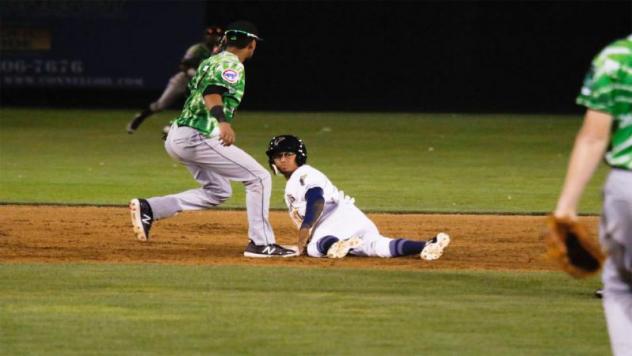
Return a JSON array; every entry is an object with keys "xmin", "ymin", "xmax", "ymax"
[{"xmin": 544, "ymin": 215, "xmax": 605, "ymax": 278}]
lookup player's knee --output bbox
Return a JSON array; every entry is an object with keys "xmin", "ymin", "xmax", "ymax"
[
  {"xmin": 203, "ymin": 186, "xmax": 232, "ymax": 204},
  {"xmin": 259, "ymin": 170, "xmax": 271, "ymax": 184},
  {"xmin": 214, "ymin": 191, "xmax": 231, "ymax": 204},
  {"xmin": 245, "ymin": 170, "xmax": 271, "ymax": 189}
]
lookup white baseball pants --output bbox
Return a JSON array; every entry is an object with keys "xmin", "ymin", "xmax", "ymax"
[
  {"xmin": 306, "ymin": 202, "xmax": 394, "ymax": 258},
  {"xmin": 147, "ymin": 125, "xmax": 276, "ymax": 246},
  {"xmin": 600, "ymin": 169, "xmax": 632, "ymax": 356}
]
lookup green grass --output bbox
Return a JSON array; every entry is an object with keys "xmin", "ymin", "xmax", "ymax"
[
  {"xmin": 0, "ymin": 109, "xmax": 611, "ymax": 355},
  {"xmin": 0, "ymin": 108, "xmax": 608, "ymax": 213},
  {"xmin": 0, "ymin": 264, "xmax": 608, "ymax": 355}
]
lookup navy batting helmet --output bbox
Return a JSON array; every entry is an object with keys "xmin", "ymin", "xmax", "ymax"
[{"xmin": 266, "ymin": 135, "xmax": 307, "ymax": 172}]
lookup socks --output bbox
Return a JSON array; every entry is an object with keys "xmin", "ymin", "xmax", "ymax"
[
  {"xmin": 389, "ymin": 239, "xmax": 425, "ymax": 257},
  {"xmin": 317, "ymin": 235, "xmax": 339, "ymax": 254}
]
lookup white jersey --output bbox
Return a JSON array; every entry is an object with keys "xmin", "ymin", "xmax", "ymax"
[{"xmin": 283, "ymin": 165, "xmax": 353, "ymax": 229}]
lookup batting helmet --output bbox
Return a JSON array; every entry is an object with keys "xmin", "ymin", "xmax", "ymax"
[{"xmin": 266, "ymin": 135, "xmax": 307, "ymax": 172}]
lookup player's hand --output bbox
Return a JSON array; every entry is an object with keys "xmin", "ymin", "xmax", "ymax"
[
  {"xmin": 218, "ymin": 122, "xmax": 235, "ymax": 146},
  {"xmin": 297, "ymin": 228, "xmax": 310, "ymax": 256}
]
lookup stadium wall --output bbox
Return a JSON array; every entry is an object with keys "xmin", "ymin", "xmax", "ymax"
[{"xmin": 1, "ymin": 1, "xmax": 630, "ymax": 113}]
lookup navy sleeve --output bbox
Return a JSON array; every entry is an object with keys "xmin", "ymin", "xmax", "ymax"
[{"xmin": 301, "ymin": 187, "xmax": 325, "ymax": 229}]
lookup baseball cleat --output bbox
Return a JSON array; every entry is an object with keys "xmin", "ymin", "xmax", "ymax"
[
  {"xmin": 243, "ymin": 241, "xmax": 299, "ymax": 258},
  {"xmin": 420, "ymin": 232, "xmax": 451, "ymax": 261},
  {"xmin": 126, "ymin": 120, "xmax": 136, "ymax": 134},
  {"xmin": 326, "ymin": 236, "xmax": 362, "ymax": 259},
  {"xmin": 594, "ymin": 288, "xmax": 603, "ymax": 299},
  {"xmin": 130, "ymin": 198, "xmax": 153, "ymax": 241},
  {"xmin": 161, "ymin": 125, "xmax": 171, "ymax": 140}
]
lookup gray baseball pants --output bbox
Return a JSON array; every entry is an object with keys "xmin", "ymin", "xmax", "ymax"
[
  {"xmin": 147, "ymin": 125, "xmax": 276, "ymax": 246},
  {"xmin": 149, "ymin": 71, "xmax": 189, "ymax": 112},
  {"xmin": 600, "ymin": 169, "xmax": 632, "ymax": 356}
]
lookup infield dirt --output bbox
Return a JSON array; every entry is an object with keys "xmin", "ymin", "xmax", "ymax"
[{"xmin": 0, "ymin": 205, "xmax": 599, "ymax": 271}]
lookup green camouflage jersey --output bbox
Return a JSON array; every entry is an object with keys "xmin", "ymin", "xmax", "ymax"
[
  {"xmin": 576, "ymin": 35, "xmax": 632, "ymax": 170},
  {"xmin": 174, "ymin": 51, "xmax": 245, "ymax": 136}
]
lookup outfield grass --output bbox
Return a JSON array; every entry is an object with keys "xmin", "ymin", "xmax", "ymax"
[
  {"xmin": 0, "ymin": 264, "xmax": 607, "ymax": 355},
  {"xmin": 0, "ymin": 108, "xmax": 607, "ymax": 213}
]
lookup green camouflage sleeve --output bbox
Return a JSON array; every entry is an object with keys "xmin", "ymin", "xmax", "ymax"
[
  {"xmin": 197, "ymin": 60, "xmax": 245, "ymax": 121},
  {"xmin": 575, "ymin": 37, "xmax": 632, "ymax": 169},
  {"xmin": 576, "ymin": 40, "xmax": 625, "ymax": 114}
]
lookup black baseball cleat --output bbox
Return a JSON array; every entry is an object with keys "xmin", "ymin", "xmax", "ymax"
[
  {"xmin": 243, "ymin": 241, "xmax": 298, "ymax": 258},
  {"xmin": 161, "ymin": 125, "xmax": 171, "ymax": 141},
  {"xmin": 594, "ymin": 288, "xmax": 603, "ymax": 299},
  {"xmin": 130, "ymin": 198, "xmax": 153, "ymax": 241}
]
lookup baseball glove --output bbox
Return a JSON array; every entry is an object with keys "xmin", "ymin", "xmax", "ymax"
[{"xmin": 544, "ymin": 215, "xmax": 605, "ymax": 278}]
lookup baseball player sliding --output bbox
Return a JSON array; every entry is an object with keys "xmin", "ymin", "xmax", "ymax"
[
  {"xmin": 553, "ymin": 34, "xmax": 632, "ymax": 356},
  {"xmin": 126, "ymin": 26, "xmax": 224, "ymax": 136},
  {"xmin": 130, "ymin": 21, "xmax": 297, "ymax": 258},
  {"xmin": 265, "ymin": 135, "xmax": 451, "ymax": 259}
]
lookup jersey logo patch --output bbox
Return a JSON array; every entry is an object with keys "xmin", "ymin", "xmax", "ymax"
[
  {"xmin": 300, "ymin": 174, "xmax": 307, "ymax": 186},
  {"xmin": 222, "ymin": 69, "xmax": 239, "ymax": 83}
]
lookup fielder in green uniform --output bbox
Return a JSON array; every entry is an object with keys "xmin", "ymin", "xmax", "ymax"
[
  {"xmin": 174, "ymin": 47, "xmax": 246, "ymax": 136},
  {"xmin": 130, "ymin": 21, "xmax": 298, "ymax": 258},
  {"xmin": 554, "ymin": 34, "xmax": 632, "ymax": 356}
]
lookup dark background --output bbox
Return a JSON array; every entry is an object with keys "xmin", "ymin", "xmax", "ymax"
[{"xmin": 2, "ymin": 1, "xmax": 631, "ymax": 113}]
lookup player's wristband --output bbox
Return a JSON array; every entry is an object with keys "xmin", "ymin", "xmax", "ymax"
[{"xmin": 210, "ymin": 105, "xmax": 227, "ymax": 123}]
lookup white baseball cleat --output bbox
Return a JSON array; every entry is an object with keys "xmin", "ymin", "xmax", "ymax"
[
  {"xmin": 420, "ymin": 232, "xmax": 451, "ymax": 261},
  {"xmin": 326, "ymin": 236, "xmax": 363, "ymax": 258},
  {"xmin": 130, "ymin": 198, "xmax": 153, "ymax": 241}
]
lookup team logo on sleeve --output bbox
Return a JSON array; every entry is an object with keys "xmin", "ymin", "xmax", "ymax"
[{"xmin": 222, "ymin": 69, "xmax": 239, "ymax": 83}]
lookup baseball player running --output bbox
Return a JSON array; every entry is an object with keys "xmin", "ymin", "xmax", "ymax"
[
  {"xmin": 130, "ymin": 21, "xmax": 297, "ymax": 258},
  {"xmin": 265, "ymin": 135, "xmax": 451, "ymax": 259},
  {"xmin": 126, "ymin": 26, "xmax": 224, "ymax": 135},
  {"xmin": 553, "ymin": 34, "xmax": 632, "ymax": 356}
]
